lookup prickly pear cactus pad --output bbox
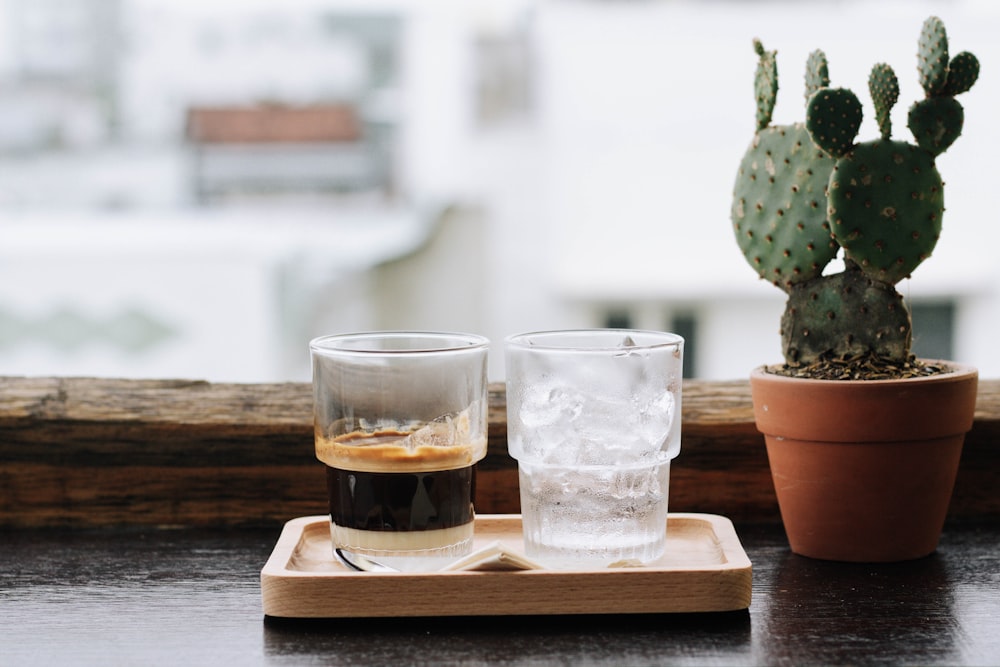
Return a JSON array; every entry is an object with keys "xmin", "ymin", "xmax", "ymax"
[
  {"xmin": 732, "ymin": 42, "xmax": 837, "ymax": 291},
  {"xmin": 908, "ymin": 97, "xmax": 965, "ymax": 155},
  {"xmin": 806, "ymin": 88, "xmax": 863, "ymax": 158},
  {"xmin": 804, "ymin": 49, "xmax": 830, "ymax": 103},
  {"xmin": 732, "ymin": 124, "xmax": 837, "ymax": 289},
  {"xmin": 828, "ymin": 140, "xmax": 943, "ymax": 285},
  {"xmin": 731, "ymin": 16, "xmax": 978, "ymax": 375},
  {"xmin": 753, "ymin": 39, "xmax": 778, "ymax": 131},
  {"xmin": 918, "ymin": 16, "xmax": 950, "ymax": 95},
  {"xmin": 941, "ymin": 51, "xmax": 980, "ymax": 96},
  {"xmin": 781, "ymin": 268, "xmax": 911, "ymax": 365}
]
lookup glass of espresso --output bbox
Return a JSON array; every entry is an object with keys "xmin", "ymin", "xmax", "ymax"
[{"xmin": 310, "ymin": 331, "xmax": 489, "ymax": 571}]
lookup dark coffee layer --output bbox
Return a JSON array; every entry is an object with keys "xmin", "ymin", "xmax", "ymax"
[{"xmin": 327, "ymin": 465, "xmax": 475, "ymax": 532}]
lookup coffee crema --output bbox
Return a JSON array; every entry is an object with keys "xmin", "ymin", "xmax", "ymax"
[{"xmin": 315, "ymin": 426, "xmax": 486, "ymax": 473}]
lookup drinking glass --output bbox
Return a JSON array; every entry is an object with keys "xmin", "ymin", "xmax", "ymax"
[
  {"xmin": 311, "ymin": 331, "xmax": 489, "ymax": 571},
  {"xmin": 505, "ymin": 329, "xmax": 683, "ymax": 568}
]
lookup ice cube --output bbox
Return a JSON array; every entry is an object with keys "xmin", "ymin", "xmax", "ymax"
[{"xmin": 636, "ymin": 390, "xmax": 675, "ymax": 441}]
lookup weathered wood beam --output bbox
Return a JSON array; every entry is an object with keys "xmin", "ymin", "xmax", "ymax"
[{"xmin": 1, "ymin": 377, "xmax": 997, "ymax": 528}]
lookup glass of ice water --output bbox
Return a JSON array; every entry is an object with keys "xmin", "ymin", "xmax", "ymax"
[{"xmin": 505, "ymin": 329, "xmax": 684, "ymax": 568}]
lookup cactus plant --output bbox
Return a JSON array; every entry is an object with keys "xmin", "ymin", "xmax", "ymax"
[{"xmin": 731, "ymin": 16, "xmax": 979, "ymax": 376}]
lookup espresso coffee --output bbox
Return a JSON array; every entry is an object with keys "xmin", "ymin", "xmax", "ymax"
[
  {"xmin": 316, "ymin": 427, "xmax": 483, "ymax": 555},
  {"xmin": 326, "ymin": 466, "xmax": 475, "ymax": 548}
]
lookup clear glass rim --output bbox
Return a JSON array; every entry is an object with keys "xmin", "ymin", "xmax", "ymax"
[
  {"xmin": 504, "ymin": 328, "xmax": 683, "ymax": 352},
  {"xmin": 310, "ymin": 330, "xmax": 490, "ymax": 355}
]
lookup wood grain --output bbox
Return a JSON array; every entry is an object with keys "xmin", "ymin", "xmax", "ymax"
[{"xmin": 1, "ymin": 376, "xmax": 998, "ymax": 528}]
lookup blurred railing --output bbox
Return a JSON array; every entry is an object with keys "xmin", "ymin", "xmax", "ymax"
[{"xmin": 1, "ymin": 376, "xmax": 997, "ymax": 528}]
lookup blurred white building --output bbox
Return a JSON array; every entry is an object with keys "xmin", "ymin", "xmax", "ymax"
[{"xmin": 0, "ymin": 0, "xmax": 997, "ymax": 382}]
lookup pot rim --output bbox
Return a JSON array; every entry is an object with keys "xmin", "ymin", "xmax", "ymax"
[
  {"xmin": 750, "ymin": 359, "xmax": 978, "ymax": 386},
  {"xmin": 749, "ymin": 359, "xmax": 979, "ymax": 442}
]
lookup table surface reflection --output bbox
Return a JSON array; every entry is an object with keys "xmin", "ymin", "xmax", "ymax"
[{"xmin": 2, "ymin": 522, "xmax": 998, "ymax": 666}]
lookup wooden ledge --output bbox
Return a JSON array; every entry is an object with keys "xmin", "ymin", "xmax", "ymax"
[{"xmin": 1, "ymin": 377, "xmax": 997, "ymax": 528}]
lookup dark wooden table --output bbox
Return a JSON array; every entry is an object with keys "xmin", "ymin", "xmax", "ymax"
[{"xmin": 3, "ymin": 520, "xmax": 998, "ymax": 666}]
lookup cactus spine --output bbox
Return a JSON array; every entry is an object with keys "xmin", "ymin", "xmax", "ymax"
[{"xmin": 731, "ymin": 17, "xmax": 979, "ymax": 369}]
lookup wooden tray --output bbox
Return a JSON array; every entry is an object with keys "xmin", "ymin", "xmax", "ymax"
[{"xmin": 261, "ymin": 513, "xmax": 752, "ymax": 618}]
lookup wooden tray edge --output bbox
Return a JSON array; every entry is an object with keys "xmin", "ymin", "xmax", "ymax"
[{"xmin": 261, "ymin": 513, "xmax": 752, "ymax": 617}]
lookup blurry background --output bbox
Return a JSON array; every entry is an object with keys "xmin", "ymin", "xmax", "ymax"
[{"xmin": 0, "ymin": 0, "xmax": 996, "ymax": 383}]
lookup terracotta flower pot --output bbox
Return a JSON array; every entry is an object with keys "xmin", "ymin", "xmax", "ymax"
[{"xmin": 750, "ymin": 362, "xmax": 978, "ymax": 562}]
